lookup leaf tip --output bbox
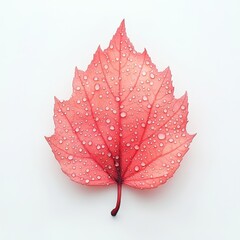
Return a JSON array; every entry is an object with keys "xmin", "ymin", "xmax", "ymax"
[
  {"xmin": 44, "ymin": 136, "xmax": 50, "ymax": 143},
  {"xmin": 192, "ymin": 133, "xmax": 197, "ymax": 138},
  {"xmin": 117, "ymin": 19, "xmax": 126, "ymax": 33},
  {"xmin": 183, "ymin": 91, "xmax": 188, "ymax": 99},
  {"xmin": 54, "ymin": 96, "xmax": 60, "ymax": 104},
  {"xmin": 120, "ymin": 19, "xmax": 125, "ymax": 27},
  {"xmin": 74, "ymin": 66, "xmax": 79, "ymax": 77}
]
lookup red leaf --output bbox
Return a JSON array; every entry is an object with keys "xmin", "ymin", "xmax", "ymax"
[{"xmin": 46, "ymin": 20, "xmax": 195, "ymax": 216}]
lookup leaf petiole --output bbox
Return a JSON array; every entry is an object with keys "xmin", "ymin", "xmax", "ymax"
[{"xmin": 111, "ymin": 183, "xmax": 122, "ymax": 216}]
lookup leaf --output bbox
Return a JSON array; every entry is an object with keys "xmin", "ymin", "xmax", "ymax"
[{"xmin": 45, "ymin": 20, "xmax": 195, "ymax": 216}]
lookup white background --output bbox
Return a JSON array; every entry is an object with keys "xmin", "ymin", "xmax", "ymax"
[{"xmin": 1, "ymin": 0, "xmax": 240, "ymax": 239}]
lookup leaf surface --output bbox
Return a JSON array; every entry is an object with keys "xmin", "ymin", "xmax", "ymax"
[{"xmin": 46, "ymin": 20, "xmax": 195, "ymax": 215}]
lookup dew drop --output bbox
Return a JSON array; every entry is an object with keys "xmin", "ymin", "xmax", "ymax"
[
  {"xmin": 85, "ymin": 179, "xmax": 90, "ymax": 184},
  {"xmin": 104, "ymin": 64, "xmax": 108, "ymax": 69},
  {"xmin": 76, "ymin": 86, "xmax": 81, "ymax": 91},
  {"xmin": 107, "ymin": 136, "xmax": 113, "ymax": 141},
  {"xmin": 120, "ymin": 112, "xmax": 127, "ymax": 118},
  {"xmin": 134, "ymin": 145, "xmax": 140, "ymax": 150},
  {"xmin": 110, "ymin": 126, "xmax": 115, "ymax": 131},
  {"xmin": 106, "ymin": 119, "xmax": 111, "ymax": 123},
  {"xmin": 97, "ymin": 176, "xmax": 101, "ymax": 180},
  {"xmin": 181, "ymin": 105, "xmax": 186, "ymax": 110},
  {"xmin": 96, "ymin": 145, "xmax": 101, "ymax": 150},
  {"xmin": 134, "ymin": 166, "xmax": 140, "ymax": 172},
  {"xmin": 93, "ymin": 77, "xmax": 98, "ymax": 81},
  {"xmin": 116, "ymin": 96, "xmax": 120, "ymax": 102},
  {"xmin": 94, "ymin": 83, "xmax": 100, "ymax": 91},
  {"xmin": 143, "ymin": 96, "xmax": 148, "ymax": 101},
  {"xmin": 158, "ymin": 133, "xmax": 166, "ymax": 140},
  {"xmin": 142, "ymin": 71, "xmax": 147, "ymax": 76},
  {"xmin": 68, "ymin": 155, "xmax": 73, "ymax": 160},
  {"xmin": 71, "ymin": 173, "xmax": 76, "ymax": 177},
  {"xmin": 150, "ymin": 73, "xmax": 155, "ymax": 79},
  {"xmin": 141, "ymin": 162, "xmax": 146, "ymax": 167},
  {"xmin": 177, "ymin": 153, "xmax": 182, "ymax": 157},
  {"xmin": 168, "ymin": 138, "xmax": 174, "ymax": 143}
]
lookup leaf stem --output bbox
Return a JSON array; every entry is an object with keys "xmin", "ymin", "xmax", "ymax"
[{"xmin": 111, "ymin": 183, "xmax": 122, "ymax": 216}]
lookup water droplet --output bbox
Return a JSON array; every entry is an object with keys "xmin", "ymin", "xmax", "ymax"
[
  {"xmin": 96, "ymin": 145, "xmax": 101, "ymax": 150},
  {"xmin": 76, "ymin": 86, "xmax": 81, "ymax": 90},
  {"xmin": 177, "ymin": 153, "xmax": 182, "ymax": 157},
  {"xmin": 120, "ymin": 112, "xmax": 127, "ymax": 118},
  {"xmin": 94, "ymin": 83, "xmax": 100, "ymax": 91},
  {"xmin": 104, "ymin": 64, "xmax": 108, "ymax": 69},
  {"xmin": 158, "ymin": 133, "xmax": 166, "ymax": 140},
  {"xmin": 142, "ymin": 71, "xmax": 147, "ymax": 76},
  {"xmin": 97, "ymin": 176, "xmax": 101, "ymax": 180},
  {"xmin": 116, "ymin": 96, "xmax": 120, "ymax": 102},
  {"xmin": 143, "ymin": 96, "xmax": 148, "ymax": 101},
  {"xmin": 110, "ymin": 44, "xmax": 113, "ymax": 49},
  {"xmin": 168, "ymin": 138, "xmax": 174, "ymax": 143},
  {"xmin": 115, "ymin": 162, "xmax": 119, "ymax": 167},
  {"xmin": 93, "ymin": 77, "xmax": 98, "ymax": 81},
  {"xmin": 85, "ymin": 179, "xmax": 90, "ymax": 184},
  {"xmin": 181, "ymin": 105, "xmax": 186, "ymax": 110},
  {"xmin": 75, "ymin": 127, "xmax": 79, "ymax": 132},
  {"xmin": 141, "ymin": 162, "xmax": 146, "ymax": 167},
  {"xmin": 106, "ymin": 119, "xmax": 111, "ymax": 123},
  {"xmin": 134, "ymin": 166, "xmax": 140, "ymax": 172},
  {"xmin": 110, "ymin": 126, "xmax": 115, "ymax": 130},
  {"xmin": 107, "ymin": 136, "xmax": 113, "ymax": 141},
  {"xmin": 150, "ymin": 73, "xmax": 155, "ymax": 79},
  {"xmin": 76, "ymin": 100, "xmax": 81, "ymax": 104},
  {"xmin": 71, "ymin": 173, "xmax": 76, "ymax": 177},
  {"xmin": 68, "ymin": 155, "xmax": 73, "ymax": 160},
  {"xmin": 59, "ymin": 140, "xmax": 63, "ymax": 144},
  {"xmin": 134, "ymin": 145, "xmax": 140, "ymax": 150}
]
